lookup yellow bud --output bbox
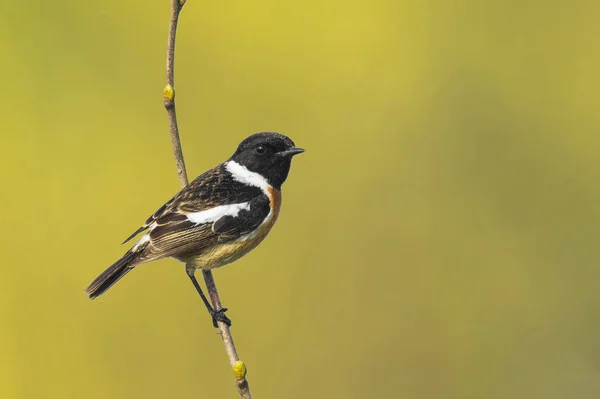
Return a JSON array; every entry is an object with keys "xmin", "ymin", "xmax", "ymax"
[
  {"xmin": 164, "ymin": 84, "xmax": 175, "ymax": 102},
  {"xmin": 232, "ymin": 361, "xmax": 247, "ymax": 380}
]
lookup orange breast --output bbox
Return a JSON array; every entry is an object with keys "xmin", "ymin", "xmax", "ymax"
[{"xmin": 264, "ymin": 186, "xmax": 282, "ymax": 230}]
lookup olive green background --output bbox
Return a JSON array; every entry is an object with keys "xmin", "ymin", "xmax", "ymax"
[{"xmin": 1, "ymin": 1, "xmax": 599, "ymax": 398}]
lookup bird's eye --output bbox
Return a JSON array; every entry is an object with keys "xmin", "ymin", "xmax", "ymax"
[{"xmin": 255, "ymin": 145, "xmax": 267, "ymax": 155}]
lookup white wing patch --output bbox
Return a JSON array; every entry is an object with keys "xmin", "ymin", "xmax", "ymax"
[
  {"xmin": 132, "ymin": 233, "xmax": 150, "ymax": 251},
  {"xmin": 225, "ymin": 161, "xmax": 270, "ymax": 194},
  {"xmin": 186, "ymin": 202, "xmax": 251, "ymax": 225}
]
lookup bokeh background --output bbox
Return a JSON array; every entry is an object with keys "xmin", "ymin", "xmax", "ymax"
[{"xmin": 1, "ymin": 1, "xmax": 599, "ymax": 398}]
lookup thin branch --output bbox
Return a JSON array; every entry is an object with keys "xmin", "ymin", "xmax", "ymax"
[
  {"xmin": 204, "ymin": 271, "xmax": 251, "ymax": 397},
  {"xmin": 164, "ymin": 0, "xmax": 188, "ymax": 187},
  {"xmin": 163, "ymin": 1, "xmax": 251, "ymax": 398}
]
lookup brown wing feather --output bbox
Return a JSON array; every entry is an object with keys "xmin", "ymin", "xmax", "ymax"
[
  {"xmin": 122, "ymin": 197, "xmax": 176, "ymax": 244},
  {"xmin": 133, "ymin": 193, "xmax": 271, "ymax": 264},
  {"xmin": 137, "ymin": 220, "xmax": 220, "ymax": 264},
  {"xmin": 122, "ymin": 164, "xmax": 262, "ymax": 244}
]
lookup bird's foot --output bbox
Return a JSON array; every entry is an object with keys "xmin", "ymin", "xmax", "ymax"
[{"xmin": 210, "ymin": 308, "xmax": 231, "ymax": 328}]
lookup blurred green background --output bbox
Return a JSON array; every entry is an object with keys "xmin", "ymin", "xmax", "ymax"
[{"xmin": 1, "ymin": 1, "xmax": 599, "ymax": 398}]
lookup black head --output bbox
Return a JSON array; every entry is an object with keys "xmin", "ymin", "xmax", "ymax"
[{"xmin": 230, "ymin": 132, "xmax": 304, "ymax": 189}]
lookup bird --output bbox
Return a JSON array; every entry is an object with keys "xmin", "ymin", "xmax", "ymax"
[{"xmin": 85, "ymin": 132, "xmax": 304, "ymax": 327}]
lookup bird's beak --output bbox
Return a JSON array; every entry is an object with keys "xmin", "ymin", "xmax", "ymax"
[{"xmin": 276, "ymin": 147, "xmax": 305, "ymax": 157}]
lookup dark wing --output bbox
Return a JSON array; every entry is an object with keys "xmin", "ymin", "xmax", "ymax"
[
  {"xmin": 135, "ymin": 194, "xmax": 271, "ymax": 263},
  {"xmin": 122, "ymin": 163, "xmax": 263, "ymax": 244},
  {"xmin": 213, "ymin": 195, "xmax": 271, "ymax": 239},
  {"xmin": 122, "ymin": 198, "xmax": 175, "ymax": 244},
  {"xmin": 139, "ymin": 218, "xmax": 218, "ymax": 262}
]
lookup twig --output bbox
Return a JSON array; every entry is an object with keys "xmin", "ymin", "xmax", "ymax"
[
  {"xmin": 163, "ymin": 1, "xmax": 251, "ymax": 398},
  {"xmin": 164, "ymin": 0, "xmax": 188, "ymax": 187}
]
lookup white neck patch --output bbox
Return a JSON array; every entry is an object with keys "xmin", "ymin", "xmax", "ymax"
[{"xmin": 226, "ymin": 161, "xmax": 270, "ymax": 194}]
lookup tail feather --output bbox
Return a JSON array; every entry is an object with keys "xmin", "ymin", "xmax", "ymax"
[{"xmin": 85, "ymin": 251, "xmax": 138, "ymax": 299}]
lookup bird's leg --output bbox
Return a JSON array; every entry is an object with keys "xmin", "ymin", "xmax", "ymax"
[{"xmin": 187, "ymin": 271, "xmax": 231, "ymax": 327}]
